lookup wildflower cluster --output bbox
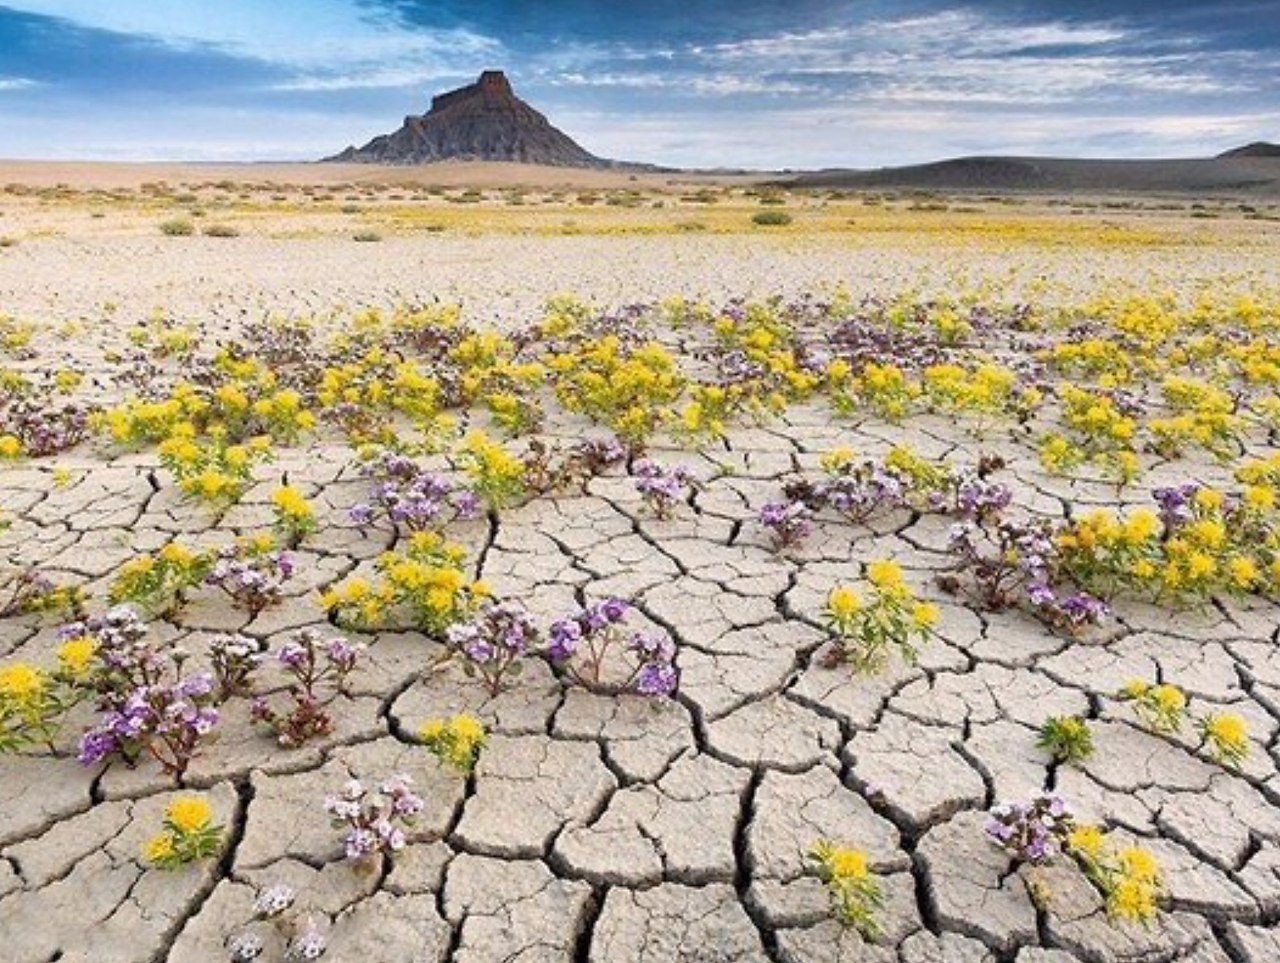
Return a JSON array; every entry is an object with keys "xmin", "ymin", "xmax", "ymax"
[
  {"xmin": 808, "ymin": 841, "xmax": 884, "ymax": 940},
  {"xmin": 780, "ymin": 448, "xmax": 942, "ymax": 526},
  {"xmin": 0, "ymin": 568, "xmax": 86, "ymax": 619},
  {"xmin": 1040, "ymin": 387, "xmax": 1141, "ymax": 484},
  {"xmin": 322, "ymin": 532, "xmax": 487, "ymax": 635},
  {"xmin": 206, "ymin": 541, "xmax": 296, "ymax": 618},
  {"xmin": 144, "ymin": 795, "xmax": 224, "ymax": 868},
  {"xmin": 987, "ymin": 791, "xmax": 1165, "ymax": 926},
  {"xmin": 762, "ymin": 448, "xmax": 999, "ymax": 551},
  {"xmin": 252, "ymin": 629, "xmax": 363, "ymax": 747},
  {"xmin": 349, "ymin": 450, "xmax": 480, "ymax": 532},
  {"xmin": 632, "ymin": 459, "xmax": 697, "ymax": 519},
  {"xmin": 79, "ymin": 671, "xmax": 219, "ymax": 776},
  {"xmin": 445, "ymin": 601, "xmax": 539, "ymax": 696},
  {"xmin": 419, "ymin": 714, "xmax": 488, "ymax": 774},
  {"xmin": 228, "ymin": 882, "xmax": 329, "ymax": 962},
  {"xmin": 272, "ymin": 485, "xmax": 318, "ymax": 546},
  {"xmin": 68, "ymin": 606, "xmax": 219, "ymax": 776},
  {"xmin": 0, "ymin": 643, "xmax": 94, "ymax": 753},
  {"xmin": 986, "ymin": 792, "xmax": 1075, "ymax": 866},
  {"xmin": 455, "ymin": 429, "xmax": 526, "ymax": 509},
  {"xmin": 943, "ymin": 515, "xmax": 1108, "ymax": 632},
  {"xmin": 1118, "ymin": 680, "xmax": 1250, "ymax": 767},
  {"xmin": 519, "ymin": 437, "xmax": 628, "ymax": 495},
  {"xmin": 449, "ymin": 329, "xmax": 546, "ymax": 435},
  {"xmin": 1068, "ymin": 825, "xmax": 1165, "ymax": 925},
  {"xmin": 324, "ymin": 773, "xmax": 424, "ymax": 869},
  {"xmin": 548, "ymin": 336, "xmax": 686, "ymax": 449},
  {"xmin": 208, "ymin": 633, "xmax": 265, "ymax": 702},
  {"xmin": 1148, "ymin": 376, "xmax": 1241, "ymax": 460},
  {"xmin": 549, "ymin": 599, "xmax": 679, "ymax": 697},
  {"xmin": 922, "ymin": 361, "xmax": 1038, "ymax": 429},
  {"xmin": 158, "ymin": 428, "xmax": 274, "ymax": 506},
  {"xmin": 0, "ymin": 397, "xmax": 95, "ymax": 457},
  {"xmin": 108, "ymin": 543, "xmax": 211, "ymax": 618},
  {"xmin": 1058, "ymin": 484, "xmax": 1280, "ymax": 603},
  {"xmin": 823, "ymin": 561, "xmax": 938, "ymax": 673}
]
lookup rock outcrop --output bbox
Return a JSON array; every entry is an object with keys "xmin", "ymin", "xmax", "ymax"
[
  {"xmin": 1218, "ymin": 141, "xmax": 1280, "ymax": 159},
  {"xmin": 325, "ymin": 70, "xmax": 617, "ymax": 168}
]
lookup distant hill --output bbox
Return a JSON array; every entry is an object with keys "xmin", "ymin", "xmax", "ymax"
[
  {"xmin": 1218, "ymin": 142, "xmax": 1280, "ymax": 158},
  {"xmin": 781, "ymin": 153, "xmax": 1280, "ymax": 196},
  {"xmin": 325, "ymin": 70, "xmax": 656, "ymax": 170}
]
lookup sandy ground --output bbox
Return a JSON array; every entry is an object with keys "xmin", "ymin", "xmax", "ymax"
[
  {"xmin": 0, "ymin": 160, "xmax": 759, "ymax": 191},
  {"xmin": 2, "ymin": 163, "xmax": 1280, "ymax": 963}
]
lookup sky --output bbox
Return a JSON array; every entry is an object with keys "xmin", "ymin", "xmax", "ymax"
[{"xmin": 0, "ymin": 1, "xmax": 1277, "ymax": 168}]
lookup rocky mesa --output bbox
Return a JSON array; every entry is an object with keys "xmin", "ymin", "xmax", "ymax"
[{"xmin": 325, "ymin": 70, "xmax": 633, "ymax": 169}]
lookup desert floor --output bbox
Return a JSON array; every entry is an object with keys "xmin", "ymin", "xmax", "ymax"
[{"xmin": 2, "ymin": 163, "xmax": 1280, "ymax": 963}]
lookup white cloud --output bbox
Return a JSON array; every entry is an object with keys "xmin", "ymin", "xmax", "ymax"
[
  {"xmin": 0, "ymin": 77, "xmax": 38, "ymax": 91},
  {"xmin": 574, "ymin": 8, "xmax": 1258, "ymax": 110},
  {"xmin": 552, "ymin": 72, "xmax": 808, "ymax": 97}
]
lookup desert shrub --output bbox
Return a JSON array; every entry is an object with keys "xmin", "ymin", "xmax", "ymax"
[
  {"xmin": 353, "ymin": 230, "xmax": 383, "ymax": 243},
  {"xmin": 752, "ymin": 210, "xmax": 793, "ymax": 226},
  {"xmin": 160, "ymin": 219, "xmax": 195, "ymax": 237},
  {"xmin": 203, "ymin": 224, "xmax": 240, "ymax": 238}
]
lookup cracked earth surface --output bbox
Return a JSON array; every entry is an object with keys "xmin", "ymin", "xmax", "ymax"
[{"xmin": 4, "ymin": 220, "xmax": 1280, "ymax": 963}]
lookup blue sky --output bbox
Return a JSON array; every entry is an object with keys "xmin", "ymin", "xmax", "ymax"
[{"xmin": 0, "ymin": 1, "xmax": 1277, "ymax": 167}]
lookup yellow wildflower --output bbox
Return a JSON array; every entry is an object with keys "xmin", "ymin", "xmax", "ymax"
[
  {"xmin": 1244, "ymin": 485, "xmax": 1276, "ymax": 512},
  {"xmin": 827, "ymin": 585, "xmax": 862, "ymax": 621},
  {"xmin": 1201, "ymin": 713, "xmax": 1249, "ymax": 766},
  {"xmin": 272, "ymin": 485, "xmax": 314, "ymax": 520},
  {"xmin": 1153, "ymin": 685, "xmax": 1186, "ymax": 716},
  {"xmin": 826, "ymin": 848, "xmax": 871, "ymax": 881},
  {"xmin": 1229, "ymin": 557, "xmax": 1260, "ymax": 591},
  {"xmin": 1108, "ymin": 876, "xmax": 1160, "ymax": 924},
  {"xmin": 144, "ymin": 834, "xmax": 177, "ymax": 865},
  {"xmin": 866, "ymin": 560, "xmax": 904, "ymax": 591},
  {"xmin": 1132, "ymin": 560, "xmax": 1157, "ymax": 581},
  {"xmin": 911, "ymin": 602, "xmax": 940, "ymax": 630},
  {"xmin": 452, "ymin": 714, "xmax": 487, "ymax": 744},
  {"xmin": 1122, "ymin": 510, "xmax": 1160, "ymax": 544},
  {"xmin": 0, "ymin": 663, "xmax": 46, "ymax": 703},
  {"xmin": 821, "ymin": 448, "xmax": 857, "ymax": 474},
  {"xmin": 1118, "ymin": 847, "xmax": 1162, "ymax": 883},
  {"xmin": 1122, "ymin": 680, "xmax": 1150, "ymax": 700},
  {"xmin": 57, "ymin": 637, "xmax": 98, "ymax": 677},
  {"xmin": 1193, "ymin": 488, "xmax": 1225, "ymax": 512},
  {"xmin": 1068, "ymin": 825, "xmax": 1107, "ymax": 861},
  {"xmin": 166, "ymin": 796, "xmax": 213, "ymax": 834}
]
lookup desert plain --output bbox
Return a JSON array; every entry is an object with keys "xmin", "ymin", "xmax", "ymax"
[{"xmin": 2, "ymin": 161, "xmax": 1280, "ymax": 963}]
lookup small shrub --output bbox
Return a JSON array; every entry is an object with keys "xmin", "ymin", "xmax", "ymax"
[
  {"xmin": 159, "ymin": 219, "xmax": 195, "ymax": 237},
  {"xmin": 1037, "ymin": 715, "xmax": 1094, "ymax": 765},
  {"xmin": 752, "ymin": 210, "xmax": 793, "ymax": 226},
  {"xmin": 202, "ymin": 223, "xmax": 240, "ymax": 238},
  {"xmin": 353, "ymin": 230, "xmax": 382, "ymax": 242}
]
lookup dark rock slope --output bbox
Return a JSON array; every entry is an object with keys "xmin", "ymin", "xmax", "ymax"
[{"xmin": 326, "ymin": 70, "xmax": 615, "ymax": 168}]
